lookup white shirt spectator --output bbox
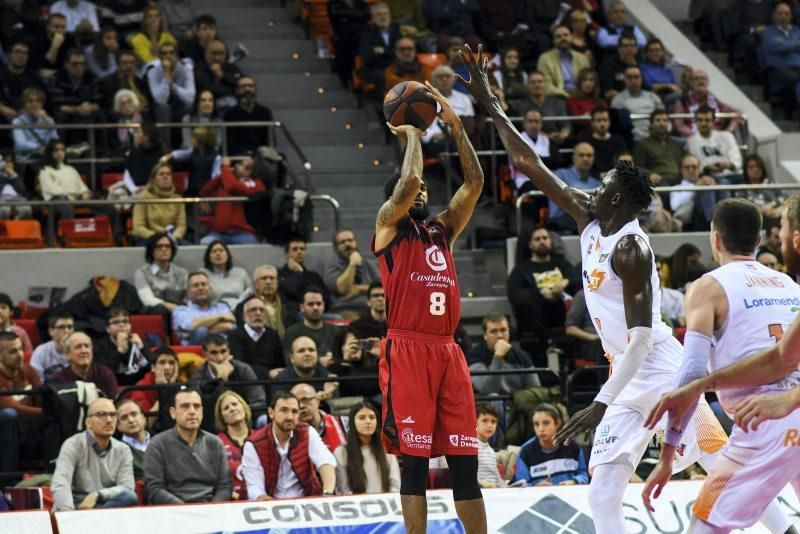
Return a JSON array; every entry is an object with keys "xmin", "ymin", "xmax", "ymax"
[
  {"xmin": 669, "ymin": 178, "xmax": 695, "ymax": 213},
  {"xmin": 660, "ymin": 287, "xmax": 685, "ymax": 324},
  {"xmin": 422, "ymin": 91, "xmax": 475, "ymax": 143},
  {"xmin": 51, "ymin": 0, "xmax": 100, "ymax": 33},
  {"xmin": 241, "ymin": 425, "xmax": 336, "ymax": 499},
  {"xmin": 145, "ymin": 58, "xmax": 196, "ymax": 107},
  {"xmin": 611, "ymin": 89, "xmax": 664, "ymax": 140},
  {"xmin": 30, "ymin": 341, "xmax": 70, "ymax": 383},
  {"xmin": 685, "ymin": 130, "xmax": 742, "ymax": 178}
]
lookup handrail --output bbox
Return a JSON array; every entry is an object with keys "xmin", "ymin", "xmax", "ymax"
[
  {"xmin": 491, "ymin": 111, "xmax": 746, "ymax": 124},
  {"xmin": 515, "ymin": 182, "xmax": 799, "ymax": 236},
  {"xmin": 310, "ymin": 194, "xmax": 340, "ymax": 231}
]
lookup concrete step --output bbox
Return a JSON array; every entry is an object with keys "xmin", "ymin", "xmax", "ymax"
[
  {"xmin": 245, "ymin": 59, "xmax": 330, "ymax": 75},
  {"xmin": 265, "ymin": 92, "xmax": 358, "ymax": 110},
  {"xmin": 282, "ymin": 145, "xmax": 396, "ymax": 173},
  {"xmin": 274, "ymin": 108, "xmax": 371, "ymax": 130},
  {"xmin": 250, "ymin": 73, "xmax": 342, "ymax": 96},
  {"xmin": 291, "ymin": 126, "xmax": 384, "ymax": 146},
  {"xmin": 239, "ymin": 39, "xmax": 316, "ymax": 61}
]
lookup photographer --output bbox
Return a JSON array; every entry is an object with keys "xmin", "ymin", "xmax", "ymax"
[
  {"xmin": 329, "ymin": 329, "xmax": 381, "ymax": 402},
  {"xmin": 93, "ymin": 307, "xmax": 151, "ymax": 386}
]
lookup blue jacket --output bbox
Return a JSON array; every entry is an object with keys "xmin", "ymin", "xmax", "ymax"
[
  {"xmin": 549, "ymin": 167, "xmax": 600, "ymax": 219},
  {"xmin": 761, "ymin": 24, "xmax": 800, "ymax": 69},
  {"xmin": 12, "ymin": 112, "xmax": 59, "ymax": 157},
  {"xmin": 515, "ymin": 436, "xmax": 589, "ymax": 486}
]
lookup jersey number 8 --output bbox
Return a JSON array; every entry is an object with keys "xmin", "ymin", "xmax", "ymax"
[{"xmin": 430, "ymin": 292, "xmax": 446, "ymax": 316}]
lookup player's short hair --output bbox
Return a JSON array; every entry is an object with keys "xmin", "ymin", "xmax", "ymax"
[
  {"xmin": 475, "ymin": 401, "xmax": 500, "ymax": 419},
  {"xmin": 615, "ymin": 160, "xmax": 654, "ymax": 213},
  {"xmin": 482, "ymin": 313, "xmax": 508, "ymax": 331},
  {"xmin": 711, "ymin": 198, "xmax": 763, "ymax": 255},
  {"xmin": 383, "ymin": 171, "xmax": 402, "ymax": 200}
]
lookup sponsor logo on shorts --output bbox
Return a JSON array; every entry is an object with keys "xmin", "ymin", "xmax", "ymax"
[
  {"xmin": 449, "ymin": 434, "xmax": 479, "ymax": 448},
  {"xmin": 599, "ymin": 425, "xmax": 610, "ymax": 437},
  {"xmin": 593, "ymin": 435, "xmax": 619, "ymax": 448},
  {"xmin": 401, "ymin": 428, "xmax": 432, "ymax": 449},
  {"xmin": 401, "ymin": 416, "xmax": 415, "ymax": 424},
  {"xmin": 784, "ymin": 429, "xmax": 800, "ymax": 447},
  {"xmin": 425, "ymin": 245, "xmax": 448, "ymax": 272}
]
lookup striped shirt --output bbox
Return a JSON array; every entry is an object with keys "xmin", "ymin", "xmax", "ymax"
[{"xmin": 477, "ymin": 440, "xmax": 504, "ymax": 486}]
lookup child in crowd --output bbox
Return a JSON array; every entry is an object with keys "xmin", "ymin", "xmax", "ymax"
[
  {"xmin": 475, "ymin": 401, "xmax": 508, "ymax": 488},
  {"xmin": 515, "ymin": 404, "xmax": 589, "ymax": 487}
]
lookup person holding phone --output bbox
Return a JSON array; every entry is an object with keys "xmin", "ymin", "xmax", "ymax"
[{"xmin": 329, "ymin": 329, "xmax": 382, "ymax": 401}]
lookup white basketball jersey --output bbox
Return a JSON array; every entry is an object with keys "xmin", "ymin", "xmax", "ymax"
[
  {"xmin": 705, "ymin": 261, "xmax": 800, "ymax": 413},
  {"xmin": 580, "ymin": 219, "xmax": 675, "ymax": 370}
]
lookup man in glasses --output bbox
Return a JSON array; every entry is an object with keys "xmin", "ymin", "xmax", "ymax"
[
  {"xmin": 93, "ymin": 307, "xmax": 151, "ymax": 386},
  {"xmin": 31, "ymin": 311, "xmax": 75, "ymax": 383},
  {"xmin": 324, "ymin": 228, "xmax": 380, "ymax": 317},
  {"xmin": 51, "ymin": 397, "xmax": 137, "ymax": 511},
  {"xmin": 228, "ymin": 295, "xmax": 284, "ymax": 380}
]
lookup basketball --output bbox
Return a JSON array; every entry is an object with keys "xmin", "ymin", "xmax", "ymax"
[{"xmin": 383, "ymin": 80, "xmax": 438, "ymax": 130}]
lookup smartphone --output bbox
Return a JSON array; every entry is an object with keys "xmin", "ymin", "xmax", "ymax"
[{"xmin": 356, "ymin": 339, "xmax": 373, "ymax": 350}]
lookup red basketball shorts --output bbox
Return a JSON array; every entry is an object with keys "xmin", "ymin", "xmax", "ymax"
[{"xmin": 379, "ymin": 328, "xmax": 478, "ymax": 458}]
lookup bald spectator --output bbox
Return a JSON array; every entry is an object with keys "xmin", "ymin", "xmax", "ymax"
[
  {"xmin": 596, "ymin": 1, "xmax": 647, "ymax": 50},
  {"xmin": 673, "ymin": 68, "xmax": 741, "ymax": 137},
  {"xmin": 549, "ymin": 143, "xmax": 599, "ymax": 234},
  {"xmin": 610, "ymin": 65, "xmax": 664, "ymax": 141},
  {"xmin": 291, "ymin": 383, "xmax": 347, "ymax": 453},
  {"xmin": 536, "ymin": 25, "xmax": 591, "ymax": 98},
  {"xmin": 273, "ymin": 337, "xmax": 339, "ymax": 400},
  {"xmin": 0, "ymin": 332, "xmax": 41, "ymax": 475},
  {"xmin": 48, "ymin": 332, "xmax": 119, "ymax": 397},
  {"xmin": 30, "ymin": 312, "xmax": 74, "ymax": 383},
  {"xmin": 358, "ymin": 2, "xmax": 401, "ymax": 92},
  {"xmin": 116, "ymin": 399, "xmax": 149, "ymax": 480},
  {"xmin": 234, "ymin": 265, "xmax": 298, "ymax": 340},
  {"xmin": 383, "ymin": 38, "xmax": 432, "ymax": 89},
  {"xmin": 510, "ymin": 71, "xmax": 571, "ymax": 145},
  {"xmin": 510, "ymin": 108, "xmax": 559, "ymax": 194},
  {"xmin": 228, "ymin": 296, "xmax": 284, "ymax": 380},
  {"xmin": 670, "ymin": 153, "xmax": 727, "ymax": 230},
  {"xmin": 51, "ymin": 398, "xmax": 137, "ymax": 511},
  {"xmin": 194, "ymin": 38, "xmax": 242, "ymax": 114},
  {"xmin": 172, "ymin": 271, "xmax": 235, "ymax": 346}
]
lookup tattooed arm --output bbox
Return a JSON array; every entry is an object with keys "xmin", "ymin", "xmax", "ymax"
[{"xmin": 374, "ymin": 124, "xmax": 423, "ymax": 250}]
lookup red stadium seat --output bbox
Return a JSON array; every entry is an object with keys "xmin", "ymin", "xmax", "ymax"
[
  {"xmin": 324, "ymin": 319, "xmax": 351, "ymax": 327},
  {"xmin": 12, "ymin": 319, "xmax": 41, "ymax": 347},
  {"xmin": 130, "ymin": 315, "xmax": 168, "ymax": 346},
  {"xmin": 58, "ymin": 216, "xmax": 115, "ymax": 248},
  {"xmin": 101, "ymin": 172, "xmax": 125, "ymax": 191},
  {"xmin": 173, "ymin": 171, "xmax": 189, "ymax": 194},
  {"xmin": 170, "ymin": 344, "xmax": 203, "ymax": 356},
  {"xmin": 0, "ymin": 220, "xmax": 46, "ymax": 249},
  {"xmin": 417, "ymin": 53, "xmax": 447, "ymax": 70}
]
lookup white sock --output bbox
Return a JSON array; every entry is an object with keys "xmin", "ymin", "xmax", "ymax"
[
  {"xmin": 589, "ymin": 463, "xmax": 633, "ymax": 534},
  {"xmin": 689, "ymin": 515, "xmax": 729, "ymax": 534}
]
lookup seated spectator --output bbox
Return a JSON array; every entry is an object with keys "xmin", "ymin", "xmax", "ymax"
[
  {"xmin": 131, "ymin": 164, "xmax": 188, "ymax": 244},
  {"xmin": 104, "ymin": 0, "xmax": 146, "ymax": 42},
  {"xmin": 173, "ymin": 271, "xmax": 235, "ymax": 345},
  {"xmin": 31, "ymin": 311, "xmax": 74, "ymax": 383},
  {"xmin": 129, "ymin": 347, "xmax": 183, "ymax": 431},
  {"xmin": 274, "ymin": 336, "xmax": 339, "ymax": 399},
  {"xmin": 654, "ymin": 257, "xmax": 685, "ymax": 328},
  {"xmin": 492, "ymin": 47, "xmax": 530, "ymax": 102},
  {"xmin": 29, "ymin": 14, "xmax": 78, "ymax": 75},
  {"xmin": 334, "ymin": 401, "xmax": 400, "ymax": 495},
  {"xmin": 50, "ymin": 0, "xmax": 100, "ymax": 36},
  {"xmin": 566, "ymin": 67, "xmax": 604, "ymax": 134},
  {"xmin": 757, "ymin": 250, "xmax": 781, "ymax": 271},
  {"xmin": 515, "ymin": 404, "xmax": 588, "ymax": 486},
  {"xmin": 736, "ymin": 154, "xmax": 784, "ymax": 228},
  {"xmin": 476, "ymin": 0, "xmax": 528, "ymax": 53},
  {"xmin": 234, "ymin": 264, "xmax": 298, "ymax": 339},
  {"xmin": 509, "ymin": 71, "xmax": 571, "ymax": 146},
  {"xmin": 625, "ymin": 151, "xmax": 681, "ymax": 233},
  {"xmin": 85, "ymin": 26, "xmax": 119, "ymax": 80},
  {"xmin": 215, "ymin": 390, "xmax": 253, "ymax": 500},
  {"xmin": 759, "ymin": 1, "xmax": 800, "ymax": 107},
  {"xmin": 385, "ymin": 0, "xmax": 433, "ymax": 52},
  {"xmin": 37, "ymin": 139, "xmax": 90, "ymax": 220},
  {"xmin": 191, "ymin": 333, "xmax": 265, "ymax": 411},
  {"xmin": 598, "ymin": 32, "xmax": 638, "ymax": 101},
  {"xmin": 445, "ymin": 37, "xmax": 470, "ymax": 94},
  {"xmin": 325, "ymin": 229, "xmax": 381, "ymax": 317},
  {"xmin": 0, "ymin": 293, "xmax": 32, "ymax": 352},
  {"xmin": 108, "ymin": 89, "xmax": 142, "ymax": 154},
  {"xmin": 0, "ymin": 41, "xmax": 44, "ymax": 123},
  {"xmin": 566, "ymin": 8, "xmax": 598, "ymax": 62},
  {"xmin": 93, "ymin": 306, "xmax": 151, "ymax": 386},
  {"xmin": 0, "ymin": 151, "xmax": 31, "ymax": 219},
  {"xmin": 283, "ymin": 287, "xmax": 340, "ymax": 363},
  {"xmin": 384, "ymin": 37, "xmax": 432, "ymax": 89},
  {"xmin": 728, "ymin": 0, "xmax": 773, "ymax": 81},
  {"xmin": 348, "ymin": 282, "xmax": 387, "ymax": 339},
  {"xmin": 511, "ymin": 109, "xmax": 559, "ymax": 194},
  {"xmin": 633, "ymin": 109, "xmax": 685, "ymax": 187},
  {"xmin": 536, "ymin": 25, "xmax": 590, "ymax": 99},
  {"xmin": 0, "ymin": 331, "xmax": 42, "ymax": 475},
  {"xmin": 47, "ymin": 48, "xmax": 103, "ymax": 147},
  {"xmin": 291, "ymin": 382, "xmax": 347, "ymax": 452},
  {"xmin": 242, "ymin": 391, "xmax": 336, "ymax": 499},
  {"xmin": 685, "ymin": 106, "xmax": 743, "ymax": 184},
  {"xmin": 670, "ymin": 154, "xmax": 728, "ymax": 230},
  {"xmin": 49, "ymin": 331, "xmax": 119, "ymax": 397},
  {"xmin": 181, "ymin": 14, "xmax": 217, "ymax": 65},
  {"xmin": 116, "ymin": 398, "xmax": 150, "ymax": 480},
  {"xmin": 100, "ymin": 49, "xmax": 148, "ymax": 113},
  {"xmin": 278, "ymin": 238, "xmax": 331, "ymax": 310},
  {"xmin": 223, "ymin": 77, "xmax": 273, "ymax": 156},
  {"xmin": 194, "ymin": 39, "xmax": 241, "ymax": 115},
  {"xmin": 666, "ymin": 243, "xmax": 706, "ymax": 291},
  {"xmin": 327, "ymin": 0, "xmax": 371, "ymax": 86},
  {"xmin": 328, "ymin": 329, "xmax": 381, "ymax": 400},
  {"xmin": 144, "ymin": 387, "xmax": 232, "ymax": 504},
  {"xmin": 0, "ymin": 3, "xmax": 44, "ymax": 53},
  {"xmin": 673, "ymin": 68, "xmax": 741, "ymax": 137},
  {"xmin": 475, "ymin": 402, "xmax": 506, "ymax": 488},
  {"xmin": 51, "ymin": 398, "xmax": 137, "ymax": 511},
  {"xmin": 162, "ymin": 126, "xmax": 221, "ymax": 196},
  {"xmin": 134, "ymin": 232, "xmax": 189, "ymax": 317},
  {"xmin": 611, "ymin": 65, "xmax": 664, "ymax": 141},
  {"xmin": 423, "ymin": 0, "xmax": 483, "ymax": 53},
  {"xmin": 549, "ymin": 143, "xmax": 599, "ymax": 233},
  {"xmin": 200, "ymin": 241, "xmax": 252, "ymax": 309},
  {"xmin": 577, "ymin": 107, "xmax": 628, "ymax": 177},
  {"xmin": 131, "ymin": 4, "xmax": 177, "ymax": 65},
  {"xmin": 640, "ymin": 38, "xmax": 681, "ymax": 106},
  {"xmin": 757, "ymin": 224, "xmax": 784, "ymax": 268},
  {"xmin": 421, "ymin": 64, "xmax": 476, "ymax": 152},
  {"xmin": 182, "ymin": 89, "xmax": 223, "ymax": 149},
  {"xmin": 507, "ymin": 227, "xmax": 579, "ymax": 362},
  {"xmin": 596, "ymin": 1, "xmax": 647, "ymax": 51},
  {"xmin": 144, "ymin": 42, "xmax": 195, "ymax": 145},
  {"xmin": 358, "ymin": 2, "xmax": 400, "ymax": 93},
  {"xmin": 564, "ymin": 289, "xmax": 604, "ymax": 363},
  {"xmin": 12, "ymin": 87, "xmax": 58, "ymax": 159},
  {"xmin": 123, "ymin": 121, "xmax": 166, "ymax": 195},
  {"xmin": 228, "ymin": 296, "xmax": 284, "ymax": 380},
  {"xmin": 198, "ymin": 156, "xmax": 265, "ymax": 245}
]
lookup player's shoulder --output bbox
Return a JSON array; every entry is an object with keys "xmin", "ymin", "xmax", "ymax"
[{"xmin": 685, "ymin": 274, "xmax": 724, "ymax": 303}]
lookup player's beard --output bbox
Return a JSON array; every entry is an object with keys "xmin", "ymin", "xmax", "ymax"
[{"xmin": 409, "ymin": 204, "xmax": 430, "ymax": 221}]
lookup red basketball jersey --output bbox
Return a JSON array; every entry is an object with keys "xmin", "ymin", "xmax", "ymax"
[{"xmin": 371, "ymin": 216, "xmax": 461, "ymax": 336}]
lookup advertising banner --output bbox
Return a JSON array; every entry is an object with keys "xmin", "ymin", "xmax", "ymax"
[{"xmin": 0, "ymin": 510, "xmax": 52, "ymax": 534}]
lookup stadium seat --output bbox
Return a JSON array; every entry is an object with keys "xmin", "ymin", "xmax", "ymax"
[
  {"xmin": 58, "ymin": 216, "xmax": 115, "ymax": 248},
  {"xmin": 101, "ymin": 172, "xmax": 125, "ymax": 191},
  {"xmin": 173, "ymin": 171, "xmax": 189, "ymax": 195},
  {"xmin": 417, "ymin": 53, "xmax": 447, "ymax": 70},
  {"xmin": 12, "ymin": 319, "xmax": 41, "ymax": 347},
  {"xmin": 130, "ymin": 315, "xmax": 168, "ymax": 346},
  {"xmin": 171, "ymin": 344, "xmax": 203, "ymax": 356},
  {"xmin": 0, "ymin": 220, "xmax": 45, "ymax": 249}
]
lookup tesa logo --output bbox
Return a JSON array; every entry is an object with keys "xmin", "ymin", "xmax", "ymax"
[{"xmin": 425, "ymin": 245, "xmax": 447, "ymax": 272}]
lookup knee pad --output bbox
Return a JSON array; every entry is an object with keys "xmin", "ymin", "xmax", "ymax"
[
  {"xmin": 446, "ymin": 455, "xmax": 483, "ymax": 502},
  {"xmin": 400, "ymin": 454, "xmax": 428, "ymax": 497}
]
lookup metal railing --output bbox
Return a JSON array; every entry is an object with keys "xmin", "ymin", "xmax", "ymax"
[
  {"xmin": 514, "ymin": 182, "xmax": 796, "ymax": 236},
  {"xmin": 2, "ymin": 120, "xmax": 313, "ymax": 191},
  {"xmin": 0, "ymin": 194, "xmax": 340, "ymax": 247}
]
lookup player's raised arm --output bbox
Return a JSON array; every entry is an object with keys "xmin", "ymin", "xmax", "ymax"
[
  {"xmin": 458, "ymin": 44, "xmax": 591, "ymax": 231},
  {"xmin": 425, "ymin": 81, "xmax": 483, "ymax": 247}
]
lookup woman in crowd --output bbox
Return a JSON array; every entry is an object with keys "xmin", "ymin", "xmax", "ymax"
[
  {"xmin": 201, "ymin": 240, "xmax": 252, "ymax": 308},
  {"xmin": 490, "ymin": 47, "xmax": 529, "ymax": 102},
  {"xmin": 38, "ymin": 139, "xmax": 90, "ymax": 221},
  {"xmin": 565, "ymin": 9, "xmax": 597, "ymax": 62},
  {"xmin": 131, "ymin": 163, "xmax": 187, "ymax": 244},
  {"xmin": 181, "ymin": 90, "xmax": 223, "ymax": 149},
  {"xmin": 130, "ymin": 4, "xmax": 176, "ymax": 65},
  {"xmin": 334, "ymin": 402, "xmax": 400, "ymax": 495},
  {"xmin": 133, "ymin": 231, "xmax": 189, "ymax": 316},
  {"xmin": 161, "ymin": 126, "xmax": 221, "ymax": 197},
  {"xmin": 566, "ymin": 68, "xmax": 604, "ymax": 134},
  {"xmin": 12, "ymin": 87, "xmax": 58, "ymax": 160},
  {"xmin": 123, "ymin": 121, "xmax": 166, "ymax": 196},
  {"xmin": 515, "ymin": 404, "xmax": 588, "ymax": 487},
  {"xmin": 328, "ymin": 329, "xmax": 381, "ymax": 402},
  {"xmin": 736, "ymin": 154, "xmax": 784, "ymax": 229},
  {"xmin": 85, "ymin": 26, "xmax": 120, "ymax": 79},
  {"xmin": 215, "ymin": 390, "xmax": 252, "ymax": 500},
  {"xmin": 667, "ymin": 243, "xmax": 705, "ymax": 291},
  {"xmin": 110, "ymin": 89, "xmax": 143, "ymax": 155}
]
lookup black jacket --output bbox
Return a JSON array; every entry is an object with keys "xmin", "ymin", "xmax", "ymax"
[{"xmin": 357, "ymin": 25, "xmax": 401, "ymax": 70}]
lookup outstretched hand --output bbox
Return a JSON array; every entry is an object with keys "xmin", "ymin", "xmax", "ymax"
[
  {"xmin": 554, "ymin": 401, "xmax": 607, "ymax": 446},
  {"xmin": 386, "ymin": 122, "xmax": 422, "ymax": 140},
  {"xmin": 424, "ymin": 81, "xmax": 461, "ymax": 130},
  {"xmin": 455, "ymin": 44, "xmax": 494, "ymax": 106},
  {"xmin": 643, "ymin": 384, "xmax": 700, "ymax": 430}
]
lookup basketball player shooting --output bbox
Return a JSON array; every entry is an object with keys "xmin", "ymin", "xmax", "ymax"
[
  {"xmin": 456, "ymin": 44, "xmax": 792, "ymax": 534},
  {"xmin": 372, "ymin": 81, "xmax": 486, "ymax": 533}
]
